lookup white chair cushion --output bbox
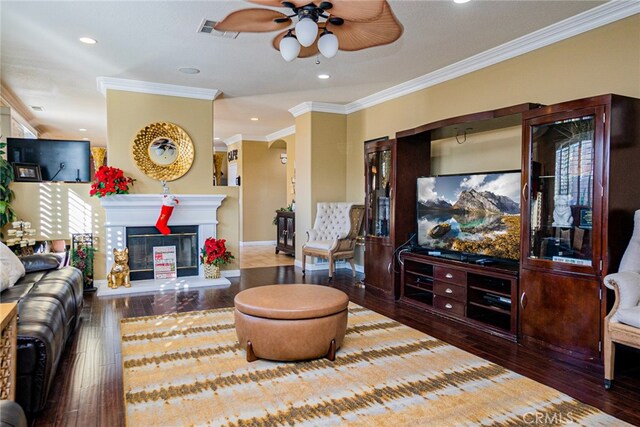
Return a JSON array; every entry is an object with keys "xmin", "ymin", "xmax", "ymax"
[
  {"xmin": 304, "ymin": 240, "xmax": 335, "ymax": 251},
  {"xmin": 617, "ymin": 306, "xmax": 640, "ymax": 328},
  {"xmin": 619, "ymin": 209, "xmax": 640, "ymax": 274},
  {"xmin": 311, "ymin": 203, "xmax": 354, "ymax": 241},
  {"xmin": 0, "ymin": 242, "xmax": 25, "ymax": 291}
]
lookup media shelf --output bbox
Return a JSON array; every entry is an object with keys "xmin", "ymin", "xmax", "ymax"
[{"xmin": 400, "ymin": 252, "xmax": 519, "ymax": 341}]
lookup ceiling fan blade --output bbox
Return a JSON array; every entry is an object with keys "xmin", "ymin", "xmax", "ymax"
[
  {"xmin": 248, "ymin": 0, "xmax": 310, "ymax": 9},
  {"xmin": 272, "ymin": 30, "xmax": 320, "ymax": 58},
  {"xmin": 326, "ymin": 2, "xmax": 402, "ymax": 51},
  {"xmin": 214, "ymin": 9, "xmax": 292, "ymax": 33},
  {"xmin": 324, "ymin": 0, "xmax": 386, "ymax": 22}
]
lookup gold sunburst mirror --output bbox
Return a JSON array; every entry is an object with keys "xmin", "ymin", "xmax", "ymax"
[{"xmin": 132, "ymin": 122, "xmax": 194, "ymax": 181}]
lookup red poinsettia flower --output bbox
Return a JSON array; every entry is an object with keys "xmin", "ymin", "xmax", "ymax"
[
  {"xmin": 200, "ymin": 237, "xmax": 234, "ymax": 266},
  {"xmin": 89, "ymin": 166, "xmax": 134, "ymax": 198}
]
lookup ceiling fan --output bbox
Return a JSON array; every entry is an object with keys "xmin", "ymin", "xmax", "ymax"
[{"xmin": 214, "ymin": 0, "xmax": 403, "ymax": 62}]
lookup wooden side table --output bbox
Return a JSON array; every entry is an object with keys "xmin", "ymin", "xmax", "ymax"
[{"xmin": 0, "ymin": 303, "xmax": 18, "ymax": 401}]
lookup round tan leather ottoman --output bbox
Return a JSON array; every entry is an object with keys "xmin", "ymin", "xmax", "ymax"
[{"xmin": 234, "ymin": 284, "xmax": 349, "ymax": 362}]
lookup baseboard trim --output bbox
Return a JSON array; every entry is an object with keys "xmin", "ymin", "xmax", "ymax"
[
  {"xmin": 240, "ymin": 240, "xmax": 276, "ymax": 247},
  {"xmin": 221, "ymin": 269, "xmax": 241, "ymax": 278},
  {"xmin": 294, "ymin": 260, "xmax": 364, "ymax": 274}
]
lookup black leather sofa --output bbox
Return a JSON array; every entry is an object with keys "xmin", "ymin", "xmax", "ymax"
[{"xmin": 1, "ymin": 254, "xmax": 83, "ymax": 414}]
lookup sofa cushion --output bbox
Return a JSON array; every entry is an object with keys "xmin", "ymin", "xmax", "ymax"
[
  {"xmin": 1, "ymin": 242, "xmax": 25, "ymax": 290},
  {"xmin": 617, "ymin": 306, "xmax": 640, "ymax": 328},
  {"xmin": 21, "ymin": 254, "xmax": 63, "ymax": 273}
]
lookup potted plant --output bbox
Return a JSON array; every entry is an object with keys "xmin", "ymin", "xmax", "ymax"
[
  {"xmin": 71, "ymin": 243, "xmax": 96, "ymax": 291},
  {"xmin": 200, "ymin": 237, "xmax": 234, "ymax": 279},
  {"xmin": 89, "ymin": 165, "xmax": 134, "ymax": 198},
  {"xmin": 0, "ymin": 142, "xmax": 17, "ymax": 236}
]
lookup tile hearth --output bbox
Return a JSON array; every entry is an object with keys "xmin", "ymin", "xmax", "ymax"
[{"xmin": 95, "ymin": 275, "xmax": 230, "ymax": 297}]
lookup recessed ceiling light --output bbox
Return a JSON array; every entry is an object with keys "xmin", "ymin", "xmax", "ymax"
[
  {"xmin": 79, "ymin": 37, "xmax": 97, "ymax": 44},
  {"xmin": 179, "ymin": 67, "xmax": 200, "ymax": 74},
  {"xmin": 214, "ymin": 137, "xmax": 221, "ymax": 141},
  {"xmin": 317, "ymin": 74, "xmax": 331, "ymax": 79},
  {"xmin": 454, "ymin": 0, "xmax": 470, "ymax": 3},
  {"xmin": 250, "ymin": 117, "xmax": 259, "ymax": 121},
  {"xmin": 79, "ymin": 128, "xmax": 87, "ymax": 132},
  {"xmin": 82, "ymin": 137, "xmax": 90, "ymax": 140}
]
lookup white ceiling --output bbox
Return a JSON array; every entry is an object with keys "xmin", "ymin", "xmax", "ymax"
[{"xmin": 1, "ymin": 0, "xmax": 611, "ymax": 147}]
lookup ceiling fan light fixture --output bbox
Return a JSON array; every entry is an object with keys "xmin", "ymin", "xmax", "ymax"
[
  {"xmin": 295, "ymin": 16, "xmax": 318, "ymax": 47},
  {"xmin": 318, "ymin": 30, "xmax": 338, "ymax": 58},
  {"xmin": 280, "ymin": 31, "xmax": 301, "ymax": 62}
]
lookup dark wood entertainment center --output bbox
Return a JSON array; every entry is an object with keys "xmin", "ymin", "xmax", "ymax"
[{"xmin": 363, "ymin": 94, "xmax": 640, "ymax": 363}]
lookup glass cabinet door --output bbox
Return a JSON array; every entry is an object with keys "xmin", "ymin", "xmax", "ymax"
[
  {"xmin": 524, "ymin": 109, "xmax": 602, "ymax": 272},
  {"xmin": 365, "ymin": 148, "xmax": 392, "ymax": 238}
]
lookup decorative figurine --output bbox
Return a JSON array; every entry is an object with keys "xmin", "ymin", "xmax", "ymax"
[
  {"xmin": 552, "ymin": 195, "xmax": 573, "ymax": 227},
  {"xmin": 108, "ymin": 247, "xmax": 130, "ymax": 289}
]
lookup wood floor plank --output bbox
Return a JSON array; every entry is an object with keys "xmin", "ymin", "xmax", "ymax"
[{"xmin": 29, "ymin": 265, "xmax": 640, "ymax": 426}]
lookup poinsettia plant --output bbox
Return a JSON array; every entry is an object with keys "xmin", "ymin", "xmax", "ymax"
[
  {"xmin": 200, "ymin": 237, "xmax": 234, "ymax": 266},
  {"xmin": 89, "ymin": 166, "xmax": 134, "ymax": 198}
]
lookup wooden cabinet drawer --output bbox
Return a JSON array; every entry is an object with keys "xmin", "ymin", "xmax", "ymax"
[
  {"xmin": 434, "ymin": 266, "xmax": 466, "ymax": 285},
  {"xmin": 433, "ymin": 281, "xmax": 466, "ymax": 302},
  {"xmin": 434, "ymin": 295, "xmax": 465, "ymax": 317}
]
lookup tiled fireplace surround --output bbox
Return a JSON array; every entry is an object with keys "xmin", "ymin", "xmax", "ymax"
[{"xmin": 97, "ymin": 194, "xmax": 236, "ymax": 294}]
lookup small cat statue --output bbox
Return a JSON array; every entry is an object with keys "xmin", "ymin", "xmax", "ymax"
[{"xmin": 108, "ymin": 247, "xmax": 131, "ymax": 289}]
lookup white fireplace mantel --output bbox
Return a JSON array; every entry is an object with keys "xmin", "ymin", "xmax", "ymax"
[{"xmin": 100, "ymin": 194, "xmax": 228, "ymax": 283}]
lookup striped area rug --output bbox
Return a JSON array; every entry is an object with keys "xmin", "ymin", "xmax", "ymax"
[{"xmin": 120, "ymin": 304, "xmax": 626, "ymax": 426}]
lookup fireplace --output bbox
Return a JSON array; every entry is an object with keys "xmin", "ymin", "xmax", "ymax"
[
  {"xmin": 100, "ymin": 194, "xmax": 228, "ymax": 280},
  {"xmin": 126, "ymin": 226, "xmax": 198, "ymax": 280}
]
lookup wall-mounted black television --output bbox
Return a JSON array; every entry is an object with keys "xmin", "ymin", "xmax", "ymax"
[
  {"xmin": 7, "ymin": 137, "xmax": 91, "ymax": 182},
  {"xmin": 416, "ymin": 171, "xmax": 521, "ymax": 263}
]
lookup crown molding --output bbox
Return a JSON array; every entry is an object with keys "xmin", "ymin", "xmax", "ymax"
[
  {"xmin": 223, "ymin": 134, "xmax": 269, "ymax": 146},
  {"xmin": 213, "ymin": 143, "xmax": 228, "ymax": 151},
  {"xmin": 241, "ymin": 135, "xmax": 269, "ymax": 142},
  {"xmin": 344, "ymin": 1, "xmax": 640, "ymax": 114},
  {"xmin": 266, "ymin": 125, "xmax": 296, "ymax": 141},
  {"xmin": 224, "ymin": 134, "xmax": 243, "ymax": 146},
  {"xmin": 288, "ymin": 101, "xmax": 347, "ymax": 117},
  {"xmin": 96, "ymin": 77, "xmax": 221, "ymax": 100}
]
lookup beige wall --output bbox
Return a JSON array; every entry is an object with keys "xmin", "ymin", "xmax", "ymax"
[
  {"xmin": 294, "ymin": 112, "xmax": 349, "ymax": 259},
  {"xmin": 346, "ymin": 15, "xmax": 640, "ymax": 201},
  {"xmin": 283, "ymin": 133, "xmax": 296, "ymax": 205},
  {"xmin": 9, "ymin": 182, "xmax": 107, "ymax": 279},
  {"xmin": 240, "ymin": 140, "xmax": 287, "ymax": 242},
  {"xmin": 106, "ymin": 90, "xmax": 214, "ymax": 194}
]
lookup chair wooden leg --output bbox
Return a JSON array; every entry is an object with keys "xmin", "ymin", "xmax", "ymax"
[
  {"xmin": 302, "ymin": 251, "xmax": 306, "ymax": 276},
  {"xmin": 349, "ymin": 258, "xmax": 356, "ymax": 277},
  {"xmin": 604, "ymin": 325, "xmax": 615, "ymax": 389},
  {"xmin": 328, "ymin": 255, "xmax": 334, "ymax": 279}
]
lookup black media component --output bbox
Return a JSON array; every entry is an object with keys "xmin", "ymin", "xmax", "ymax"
[{"xmin": 7, "ymin": 137, "xmax": 91, "ymax": 182}]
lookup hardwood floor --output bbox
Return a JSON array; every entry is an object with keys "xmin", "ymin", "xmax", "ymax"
[
  {"xmin": 32, "ymin": 266, "xmax": 640, "ymax": 426},
  {"xmin": 239, "ymin": 245, "xmax": 295, "ymax": 269}
]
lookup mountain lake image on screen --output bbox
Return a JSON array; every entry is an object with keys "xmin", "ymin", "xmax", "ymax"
[{"xmin": 416, "ymin": 171, "xmax": 521, "ymax": 261}]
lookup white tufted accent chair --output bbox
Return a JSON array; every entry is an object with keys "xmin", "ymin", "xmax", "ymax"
[
  {"xmin": 302, "ymin": 203, "xmax": 365, "ymax": 279},
  {"xmin": 603, "ymin": 209, "xmax": 640, "ymax": 389}
]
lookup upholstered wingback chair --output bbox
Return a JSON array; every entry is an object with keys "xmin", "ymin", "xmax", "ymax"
[
  {"xmin": 603, "ymin": 209, "xmax": 640, "ymax": 389},
  {"xmin": 302, "ymin": 203, "xmax": 365, "ymax": 279}
]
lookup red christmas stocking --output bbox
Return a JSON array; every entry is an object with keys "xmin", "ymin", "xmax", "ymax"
[{"xmin": 155, "ymin": 205, "xmax": 175, "ymax": 235}]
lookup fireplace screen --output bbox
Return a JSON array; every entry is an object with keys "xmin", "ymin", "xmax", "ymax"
[{"xmin": 126, "ymin": 226, "xmax": 198, "ymax": 280}]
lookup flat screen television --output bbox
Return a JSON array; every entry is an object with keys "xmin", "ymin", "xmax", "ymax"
[
  {"xmin": 416, "ymin": 171, "xmax": 521, "ymax": 262},
  {"xmin": 7, "ymin": 137, "xmax": 91, "ymax": 182}
]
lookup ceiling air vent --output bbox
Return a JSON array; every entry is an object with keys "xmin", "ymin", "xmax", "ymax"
[
  {"xmin": 30, "ymin": 106, "xmax": 44, "ymax": 112},
  {"xmin": 198, "ymin": 19, "xmax": 239, "ymax": 39}
]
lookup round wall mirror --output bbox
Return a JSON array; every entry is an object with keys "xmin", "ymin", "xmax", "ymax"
[{"xmin": 132, "ymin": 122, "xmax": 194, "ymax": 181}]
